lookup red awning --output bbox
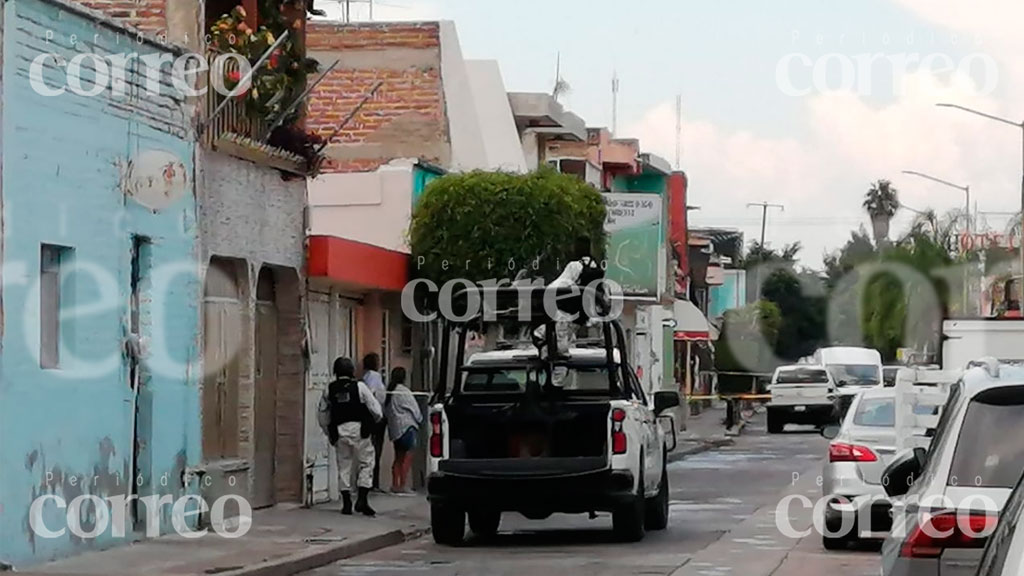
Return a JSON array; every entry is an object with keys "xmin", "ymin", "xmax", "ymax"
[{"xmin": 308, "ymin": 235, "xmax": 409, "ymax": 292}]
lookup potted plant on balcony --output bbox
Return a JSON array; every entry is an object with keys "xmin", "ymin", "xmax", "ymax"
[{"xmin": 209, "ymin": 2, "xmax": 324, "ymax": 175}]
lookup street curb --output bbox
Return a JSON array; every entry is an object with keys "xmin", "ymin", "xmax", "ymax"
[{"xmin": 218, "ymin": 525, "xmax": 431, "ymax": 576}]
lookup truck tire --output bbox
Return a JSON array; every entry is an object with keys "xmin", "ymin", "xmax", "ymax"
[
  {"xmin": 767, "ymin": 408, "xmax": 784, "ymax": 434},
  {"xmin": 468, "ymin": 510, "xmax": 501, "ymax": 539},
  {"xmin": 431, "ymin": 503, "xmax": 466, "ymax": 546},
  {"xmin": 822, "ymin": 533, "xmax": 849, "ymax": 551},
  {"xmin": 613, "ymin": 465, "xmax": 646, "ymax": 542},
  {"xmin": 644, "ymin": 458, "xmax": 670, "ymax": 531}
]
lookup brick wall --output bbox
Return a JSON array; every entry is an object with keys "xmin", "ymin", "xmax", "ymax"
[
  {"xmin": 307, "ymin": 22, "xmax": 450, "ymax": 173},
  {"xmin": 77, "ymin": 0, "xmax": 168, "ymax": 35},
  {"xmin": 307, "ymin": 21, "xmax": 441, "ymax": 51}
]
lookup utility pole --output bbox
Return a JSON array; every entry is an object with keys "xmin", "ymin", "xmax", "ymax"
[
  {"xmin": 611, "ymin": 71, "xmax": 619, "ymax": 137},
  {"xmin": 747, "ymin": 201, "xmax": 785, "ymax": 250},
  {"xmin": 746, "ymin": 202, "xmax": 785, "ymax": 300}
]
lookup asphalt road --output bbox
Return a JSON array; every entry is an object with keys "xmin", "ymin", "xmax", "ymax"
[{"xmin": 305, "ymin": 416, "xmax": 883, "ymax": 575}]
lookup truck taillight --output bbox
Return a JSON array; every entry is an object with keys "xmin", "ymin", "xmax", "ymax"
[
  {"xmin": 429, "ymin": 412, "xmax": 444, "ymax": 458},
  {"xmin": 611, "ymin": 408, "xmax": 627, "ymax": 454},
  {"xmin": 900, "ymin": 512, "xmax": 997, "ymax": 558},
  {"xmin": 828, "ymin": 442, "xmax": 877, "ymax": 463}
]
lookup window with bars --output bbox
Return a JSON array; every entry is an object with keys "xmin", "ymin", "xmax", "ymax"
[{"xmin": 40, "ymin": 244, "xmax": 72, "ymax": 370}]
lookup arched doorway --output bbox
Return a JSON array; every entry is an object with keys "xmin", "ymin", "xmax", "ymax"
[
  {"xmin": 253, "ymin": 267, "xmax": 279, "ymax": 509},
  {"xmin": 202, "ymin": 257, "xmax": 245, "ymax": 461}
]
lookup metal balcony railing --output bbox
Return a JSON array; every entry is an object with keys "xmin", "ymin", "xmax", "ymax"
[{"xmin": 202, "ymin": 50, "xmax": 269, "ymax": 148}]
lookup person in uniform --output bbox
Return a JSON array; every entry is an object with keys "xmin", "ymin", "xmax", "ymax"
[{"xmin": 318, "ymin": 357, "xmax": 383, "ymax": 516}]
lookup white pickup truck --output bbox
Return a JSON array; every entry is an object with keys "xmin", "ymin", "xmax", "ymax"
[
  {"xmin": 767, "ymin": 365, "xmax": 837, "ymax": 433},
  {"xmin": 426, "ymin": 286, "xmax": 679, "ymax": 545}
]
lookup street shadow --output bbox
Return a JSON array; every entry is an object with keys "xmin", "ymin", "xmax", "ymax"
[
  {"xmin": 462, "ymin": 525, "xmax": 689, "ymax": 549},
  {"xmin": 465, "ymin": 528, "xmax": 620, "ymax": 548}
]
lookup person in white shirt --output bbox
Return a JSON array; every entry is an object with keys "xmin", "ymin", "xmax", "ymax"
[{"xmin": 361, "ymin": 353, "xmax": 388, "ymax": 490}]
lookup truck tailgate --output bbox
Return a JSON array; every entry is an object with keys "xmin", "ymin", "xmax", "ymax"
[{"xmin": 439, "ymin": 456, "xmax": 609, "ymax": 478}]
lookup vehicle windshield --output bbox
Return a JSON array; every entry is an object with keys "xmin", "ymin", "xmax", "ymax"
[
  {"xmin": 461, "ymin": 366, "xmax": 612, "ymax": 393},
  {"xmin": 775, "ymin": 368, "xmax": 829, "ymax": 384},
  {"xmin": 828, "ymin": 364, "xmax": 879, "ymax": 386},
  {"xmin": 853, "ymin": 397, "xmax": 895, "ymax": 427},
  {"xmin": 948, "ymin": 390, "xmax": 1024, "ymax": 488}
]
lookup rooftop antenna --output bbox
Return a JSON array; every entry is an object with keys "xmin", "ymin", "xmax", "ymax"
[
  {"xmin": 552, "ymin": 53, "xmax": 570, "ymax": 103},
  {"xmin": 675, "ymin": 94, "xmax": 682, "ymax": 170},
  {"xmin": 611, "ymin": 70, "xmax": 619, "ymax": 136}
]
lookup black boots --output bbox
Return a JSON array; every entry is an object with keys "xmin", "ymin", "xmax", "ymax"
[
  {"xmin": 355, "ymin": 487, "xmax": 376, "ymax": 517},
  {"xmin": 341, "ymin": 491, "xmax": 353, "ymax": 515}
]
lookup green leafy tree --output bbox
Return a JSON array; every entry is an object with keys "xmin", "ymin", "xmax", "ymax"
[
  {"xmin": 762, "ymin": 269, "xmax": 827, "ymax": 361},
  {"xmin": 741, "ymin": 241, "xmax": 826, "ymax": 362},
  {"xmin": 409, "ymin": 169, "xmax": 607, "ymax": 286},
  {"xmin": 863, "ymin": 179, "xmax": 900, "ymax": 246},
  {"xmin": 825, "ymin": 230, "xmax": 953, "ymax": 361},
  {"xmin": 716, "ymin": 300, "xmax": 781, "ymax": 371}
]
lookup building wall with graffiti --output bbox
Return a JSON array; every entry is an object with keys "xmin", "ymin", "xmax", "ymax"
[{"xmin": 0, "ymin": 0, "xmax": 200, "ymax": 565}]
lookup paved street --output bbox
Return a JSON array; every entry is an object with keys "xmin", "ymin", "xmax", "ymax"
[{"xmin": 303, "ymin": 416, "xmax": 882, "ymax": 576}]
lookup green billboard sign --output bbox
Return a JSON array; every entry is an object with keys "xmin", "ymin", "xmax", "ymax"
[{"xmin": 603, "ymin": 193, "xmax": 664, "ymax": 297}]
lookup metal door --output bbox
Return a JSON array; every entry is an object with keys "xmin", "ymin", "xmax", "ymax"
[
  {"xmin": 253, "ymin": 295, "xmax": 279, "ymax": 509},
  {"xmin": 305, "ymin": 294, "xmax": 355, "ymax": 504}
]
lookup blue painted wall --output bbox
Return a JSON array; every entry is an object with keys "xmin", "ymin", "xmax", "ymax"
[
  {"xmin": 708, "ymin": 269, "xmax": 747, "ymax": 321},
  {"xmin": 0, "ymin": 0, "xmax": 201, "ymax": 566},
  {"xmin": 411, "ymin": 164, "xmax": 443, "ymax": 208}
]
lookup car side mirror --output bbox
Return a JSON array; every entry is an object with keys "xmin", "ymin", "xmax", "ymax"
[
  {"xmin": 882, "ymin": 447, "xmax": 928, "ymax": 498},
  {"xmin": 821, "ymin": 425, "xmax": 841, "ymax": 440},
  {"xmin": 654, "ymin": 391, "xmax": 681, "ymax": 415}
]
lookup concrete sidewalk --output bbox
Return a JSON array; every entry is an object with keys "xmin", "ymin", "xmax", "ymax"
[{"xmin": 20, "ymin": 494, "xmax": 430, "ymax": 576}]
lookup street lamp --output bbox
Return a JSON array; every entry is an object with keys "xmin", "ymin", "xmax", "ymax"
[
  {"xmin": 901, "ymin": 170, "xmax": 971, "ymax": 233},
  {"xmin": 899, "ymin": 177, "xmax": 972, "ymax": 315},
  {"xmin": 936, "ymin": 102, "xmax": 1024, "ymax": 307}
]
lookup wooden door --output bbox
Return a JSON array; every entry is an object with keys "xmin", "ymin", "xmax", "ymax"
[{"xmin": 253, "ymin": 273, "xmax": 279, "ymax": 509}]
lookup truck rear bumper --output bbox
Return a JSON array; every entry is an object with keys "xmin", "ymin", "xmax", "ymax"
[
  {"xmin": 428, "ymin": 458, "xmax": 635, "ymax": 513},
  {"xmin": 768, "ymin": 403, "xmax": 836, "ymax": 425}
]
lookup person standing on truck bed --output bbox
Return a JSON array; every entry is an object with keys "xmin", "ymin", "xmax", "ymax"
[{"xmin": 318, "ymin": 357, "xmax": 383, "ymax": 516}]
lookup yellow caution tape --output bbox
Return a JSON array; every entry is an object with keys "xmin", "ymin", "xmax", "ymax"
[{"xmin": 685, "ymin": 394, "xmax": 774, "ymax": 402}]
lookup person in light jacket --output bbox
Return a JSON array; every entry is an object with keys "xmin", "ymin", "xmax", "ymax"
[{"xmin": 385, "ymin": 367, "xmax": 422, "ymax": 493}]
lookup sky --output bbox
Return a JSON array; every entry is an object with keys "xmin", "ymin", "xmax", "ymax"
[{"xmin": 317, "ymin": 0, "xmax": 1024, "ymax": 269}]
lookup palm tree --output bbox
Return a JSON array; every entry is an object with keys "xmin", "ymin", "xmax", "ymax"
[
  {"xmin": 902, "ymin": 208, "xmax": 961, "ymax": 253},
  {"xmin": 863, "ymin": 180, "xmax": 900, "ymax": 246}
]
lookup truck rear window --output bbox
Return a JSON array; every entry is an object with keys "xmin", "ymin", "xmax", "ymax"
[
  {"xmin": 776, "ymin": 369, "xmax": 829, "ymax": 384},
  {"xmin": 462, "ymin": 367, "xmax": 612, "ymax": 393}
]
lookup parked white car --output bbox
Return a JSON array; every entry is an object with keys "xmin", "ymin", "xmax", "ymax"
[
  {"xmin": 767, "ymin": 365, "xmax": 837, "ymax": 433},
  {"xmin": 880, "ymin": 362, "xmax": 1024, "ymax": 576}
]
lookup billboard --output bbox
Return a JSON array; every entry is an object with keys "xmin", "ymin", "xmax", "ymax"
[{"xmin": 603, "ymin": 193, "xmax": 664, "ymax": 297}]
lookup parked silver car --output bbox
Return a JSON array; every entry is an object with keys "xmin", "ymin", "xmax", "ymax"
[
  {"xmin": 880, "ymin": 364, "xmax": 1024, "ymax": 576},
  {"xmin": 821, "ymin": 387, "xmax": 900, "ymax": 549}
]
